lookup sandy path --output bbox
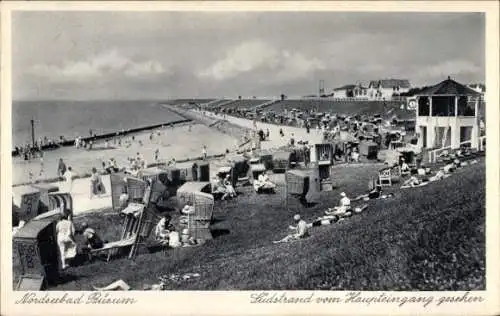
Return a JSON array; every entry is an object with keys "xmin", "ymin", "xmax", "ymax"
[{"xmin": 199, "ymin": 110, "xmax": 325, "ymax": 149}]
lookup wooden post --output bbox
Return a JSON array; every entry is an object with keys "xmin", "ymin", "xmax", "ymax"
[{"xmin": 31, "ymin": 119, "xmax": 35, "ymax": 148}]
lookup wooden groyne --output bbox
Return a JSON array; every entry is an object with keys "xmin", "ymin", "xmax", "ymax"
[{"xmin": 12, "ymin": 118, "xmax": 192, "ymax": 157}]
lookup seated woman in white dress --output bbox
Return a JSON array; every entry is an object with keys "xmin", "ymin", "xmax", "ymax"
[
  {"xmin": 254, "ymin": 171, "xmax": 276, "ymax": 192},
  {"xmin": 223, "ymin": 175, "xmax": 237, "ymax": 198},
  {"xmin": 155, "ymin": 216, "xmax": 176, "ymax": 245},
  {"xmin": 212, "ymin": 177, "xmax": 229, "ymax": 200}
]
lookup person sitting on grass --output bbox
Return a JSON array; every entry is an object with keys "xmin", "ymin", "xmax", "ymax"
[
  {"xmin": 81, "ymin": 222, "xmax": 105, "ymax": 251},
  {"xmin": 325, "ymin": 192, "xmax": 352, "ymax": 217},
  {"xmin": 400, "ymin": 158, "xmax": 411, "ymax": 175},
  {"xmin": 181, "ymin": 229, "xmax": 198, "ymax": 247},
  {"xmin": 351, "ymin": 148, "xmax": 360, "ymax": 163},
  {"xmin": 352, "ymin": 186, "xmax": 382, "ymax": 201},
  {"xmin": 155, "ymin": 215, "xmax": 176, "ymax": 245},
  {"xmin": 223, "ymin": 175, "xmax": 237, "ymax": 198},
  {"xmin": 273, "ymin": 214, "xmax": 309, "ymax": 244},
  {"xmin": 212, "ymin": 176, "xmax": 230, "ymax": 200}
]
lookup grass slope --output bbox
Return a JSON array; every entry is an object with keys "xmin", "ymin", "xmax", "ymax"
[{"xmin": 13, "ymin": 161, "xmax": 485, "ymax": 291}]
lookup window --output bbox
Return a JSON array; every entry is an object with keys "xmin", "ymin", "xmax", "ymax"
[
  {"xmin": 431, "ymin": 96, "xmax": 455, "ymax": 117},
  {"xmin": 457, "ymin": 96, "xmax": 476, "ymax": 116},
  {"xmin": 418, "ymin": 96, "xmax": 430, "ymax": 116}
]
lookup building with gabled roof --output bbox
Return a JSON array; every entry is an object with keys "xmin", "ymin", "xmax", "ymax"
[{"xmin": 368, "ymin": 79, "xmax": 411, "ymax": 100}]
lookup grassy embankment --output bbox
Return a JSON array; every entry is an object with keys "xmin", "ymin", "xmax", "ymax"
[{"xmin": 13, "ymin": 159, "xmax": 485, "ymax": 291}]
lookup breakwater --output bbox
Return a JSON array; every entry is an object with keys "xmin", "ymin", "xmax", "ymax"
[{"xmin": 12, "ymin": 118, "xmax": 192, "ymax": 157}]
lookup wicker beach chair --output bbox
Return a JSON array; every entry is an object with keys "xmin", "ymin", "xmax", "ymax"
[
  {"xmin": 110, "ymin": 172, "xmax": 128, "ymax": 211},
  {"xmin": 15, "ymin": 187, "xmax": 41, "ymax": 222},
  {"xmin": 272, "ymin": 151, "xmax": 291, "ymax": 173},
  {"xmin": 286, "ymin": 169, "xmax": 310, "ymax": 197},
  {"xmin": 126, "ymin": 176, "xmax": 147, "ymax": 203},
  {"xmin": 31, "ymin": 183, "xmax": 59, "ymax": 215},
  {"xmin": 176, "ymin": 182, "xmax": 214, "ymax": 241},
  {"xmin": 250, "ymin": 164, "xmax": 267, "ymax": 185}
]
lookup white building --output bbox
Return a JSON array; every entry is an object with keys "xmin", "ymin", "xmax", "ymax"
[
  {"xmin": 415, "ymin": 77, "xmax": 482, "ymax": 151},
  {"xmin": 367, "ymin": 79, "xmax": 411, "ymax": 100},
  {"xmin": 332, "ymin": 84, "xmax": 368, "ymax": 99}
]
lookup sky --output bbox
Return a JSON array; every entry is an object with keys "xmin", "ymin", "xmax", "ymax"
[{"xmin": 12, "ymin": 11, "xmax": 485, "ymax": 100}]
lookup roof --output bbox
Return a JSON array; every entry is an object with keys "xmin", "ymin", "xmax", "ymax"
[
  {"xmin": 417, "ymin": 78, "xmax": 481, "ymax": 96},
  {"xmin": 333, "ymin": 84, "xmax": 356, "ymax": 91},
  {"xmin": 14, "ymin": 218, "xmax": 55, "ymax": 239},
  {"xmin": 370, "ymin": 79, "xmax": 411, "ymax": 89}
]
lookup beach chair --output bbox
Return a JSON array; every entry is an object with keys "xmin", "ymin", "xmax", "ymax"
[
  {"xmin": 177, "ymin": 182, "xmax": 215, "ymax": 242},
  {"xmin": 250, "ymin": 164, "xmax": 267, "ymax": 185},
  {"xmin": 230, "ymin": 158, "xmax": 250, "ymax": 187},
  {"xmin": 88, "ymin": 203, "xmax": 144, "ymax": 262},
  {"xmin": 110, "ymin": 172, "xmax": 128, "ymax": 211},
  {"xmin": 16, "ymin": 187, "xmax": 41, "ymax": 222},
  {"xmin": 378, "ymin": 168, "xmax": 392, "ymax": 187},
  {"xmin": 126, "ymin": 176, "xmax": 147, "ymax": 203},
  {"xmin": 272, "ymin": 151, "xmax": 291, "ymax": 173},
  {"xmin": 31, "ymin": 183, "xmax": 59, "ymax": 215}
]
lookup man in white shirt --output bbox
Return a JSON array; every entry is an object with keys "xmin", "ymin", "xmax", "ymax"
[{"xmin": 273, "ymin": 214, "xmax": 309, "ymax": 243}]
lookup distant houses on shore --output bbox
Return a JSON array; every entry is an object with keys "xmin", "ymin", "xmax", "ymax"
[{"xmin": 332, "ymin": 79, "xmax": 411, "ymax": 100}]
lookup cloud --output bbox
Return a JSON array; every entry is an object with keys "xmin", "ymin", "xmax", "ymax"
[
  {"xmin": 416, "ymin": 60, "xmax": 481, "ymax": 78},
  {"xmin": 29, "ymin": 50, "xmax": 168, "ymax": 82},
  {"xmin": 198, "ymin": 40, "xmax": 325, "ymax": 82}
]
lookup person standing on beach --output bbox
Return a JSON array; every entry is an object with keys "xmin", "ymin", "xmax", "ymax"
[
  {"xmin": 64, "ymin": 167, "xmax": 74, "ymax": 193},
  {"xmin": 57, "ymin": 158, "xmax": 67, "ymax": 177},
  {"xmin": 279, "ymin": 128, "xmax": 284, "ymax": 138},
  {"xmin": 90, "ymin": 167, "xmax": 106, "ymax": 199},
  {"xmin": 154, "ymin": 149, "xmax": 160, "ymax": 162}
]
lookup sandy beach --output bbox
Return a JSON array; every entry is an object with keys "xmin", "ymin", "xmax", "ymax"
[
  {"xmin": 12, "ymin": 122, "xmax": 239, "ymax": 185},
  {"xmin": 13, "ymin": 109, "xmax": 323, "ymax": 215}
]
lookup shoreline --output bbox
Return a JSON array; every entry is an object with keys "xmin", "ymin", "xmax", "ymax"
[
  {"xmin": 12, "ymin": 104, "xmax": 323, "ymax": 187},
  {"xmin": 12, "ymin": 118, "xmax": 192, "ymax": 156}
]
